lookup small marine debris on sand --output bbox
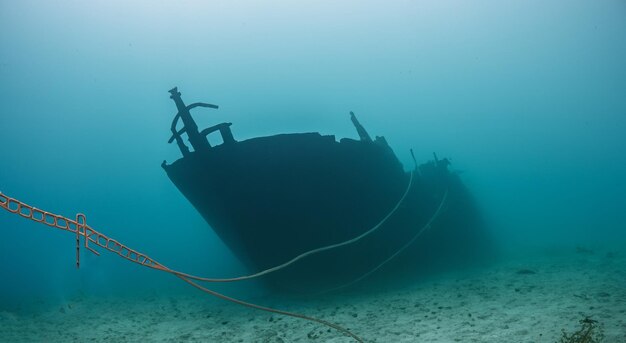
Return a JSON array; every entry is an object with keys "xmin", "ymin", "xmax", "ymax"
[{"xmin": 558, "ymin": 317, "xmax": 604, "ymax": 343}]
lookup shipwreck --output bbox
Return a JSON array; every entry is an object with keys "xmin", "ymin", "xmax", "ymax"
[{"xmin": 161, "ymin": 87, "xmax": 489, "ymax": 292}]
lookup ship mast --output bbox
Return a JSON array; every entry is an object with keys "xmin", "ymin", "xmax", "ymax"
[{"xmin": 168, "ymin": 87, "xmax": 219, "ymax": 155}]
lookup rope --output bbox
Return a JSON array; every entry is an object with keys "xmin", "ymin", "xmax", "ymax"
[
  {"xmin": 177, "ymin": 275, "xmax": 363, "ymax": 342},
  {"xmin": 0, "ymin": 191, "xmax": 365, "ymax": 342},
  {"xmin": 322, "ymin": 189, "xmax": 449, "ymax": 294}
]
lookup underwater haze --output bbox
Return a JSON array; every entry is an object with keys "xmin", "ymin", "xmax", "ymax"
[{"xmin": 1, "ymin": 0, "xmax": 626, "ymax": 342}]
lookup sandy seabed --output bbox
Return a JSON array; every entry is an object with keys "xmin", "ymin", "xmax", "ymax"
[{"xmin": 2, "ymin": 247, "xmax": 625, "ymax": 343}]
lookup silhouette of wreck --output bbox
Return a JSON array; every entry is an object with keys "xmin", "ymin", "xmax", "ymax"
[{"xmin": 162, "ymin": 87, "xmax": 489, "ymax": 292}]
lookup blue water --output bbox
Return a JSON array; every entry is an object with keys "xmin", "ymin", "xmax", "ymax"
[{"xmin": 1, "ymin": 0, "xmax": 625, "ymax": 335}]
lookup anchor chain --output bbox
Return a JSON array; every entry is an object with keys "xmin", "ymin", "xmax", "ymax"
[
  {"xmin": 0, "ymin": 191, "xmax": 366, "ymax": 342},
  {"xmin": 0, "ymin": 192, "xmax": 166, "ymax": 271}
]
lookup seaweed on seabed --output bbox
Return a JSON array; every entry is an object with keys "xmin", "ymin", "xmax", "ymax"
[{"xmin": 558, "ymin": 317, "xmax": 605, "ymax": 343}]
